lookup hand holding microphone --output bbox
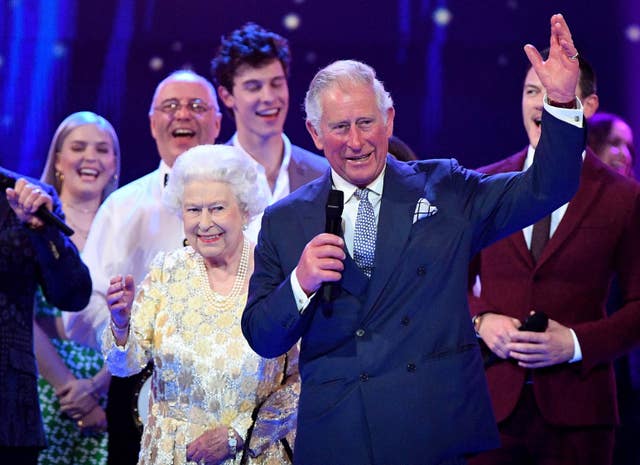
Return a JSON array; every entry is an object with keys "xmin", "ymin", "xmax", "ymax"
[
  {"xmin": 322, "ymin": 189, "xmax": 344, "ymax": 302},
  {"xmin": 294, "ymin": 190, "xmax": 345, "ymax": 300},
  {"xmin": 1, "ymin": 173, "xmax": 74, "ymax": 235}
]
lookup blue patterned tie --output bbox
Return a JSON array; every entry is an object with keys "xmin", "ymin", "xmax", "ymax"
[{"xmin": 353, "ymin": 188, "xmax": 377, "ymax": 277}]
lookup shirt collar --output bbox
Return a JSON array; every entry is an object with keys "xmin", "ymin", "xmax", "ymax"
[
  {"xmin": 159, "ymin": 160, "xmax": 172, "ymax": 188},
  {"xmin": 231, "ymin": 132, "xmax": 292, "ymax": 175},
  {"xmin": 331, "ymin": 166, "xmax": 386, "ymax": 204}
]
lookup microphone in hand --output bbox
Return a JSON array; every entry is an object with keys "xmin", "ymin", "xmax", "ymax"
[
  {"xmin": 321, "ymin": 189, "xmax": 344, "ymax": 304},
  {"xmin": 0, "ymin": 172, "xmax": 74, "ymax": 236}
]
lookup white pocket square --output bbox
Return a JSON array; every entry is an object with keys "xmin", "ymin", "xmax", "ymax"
[{"xmin": 413, "ymin": 198, "xmax": 438, "ymax": 223}]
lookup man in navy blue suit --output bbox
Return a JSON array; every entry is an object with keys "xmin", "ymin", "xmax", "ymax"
[{"xmin": 242, "ymin": 14, "xmax": 584, "ymax": 465}]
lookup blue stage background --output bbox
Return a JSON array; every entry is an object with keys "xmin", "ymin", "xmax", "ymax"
[{"xmin": 1, "ymin": 0, "xmax": 638, "ymax": 184}]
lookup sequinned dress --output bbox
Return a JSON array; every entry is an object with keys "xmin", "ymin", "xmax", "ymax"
[{"xmin": 102, "ymin": 246, "xmax": 298, "ymax": 465}]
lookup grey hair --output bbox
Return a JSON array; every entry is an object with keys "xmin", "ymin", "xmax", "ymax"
[
  {"xmin": 148, "ymin": 69, "xmax": 219, "ymax": 115},
  {"xmin": 163, "ymin": 144, "xmax": 269, "ymax": 221},
  {"xmin": 40, "ymin": 111, "xmax": 121, "ymax": 201},
  {"xmin": 304, "ymin": 59, "xmax": 394, "ymax": 132}
]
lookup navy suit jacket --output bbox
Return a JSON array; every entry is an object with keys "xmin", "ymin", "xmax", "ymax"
[
  {"xmin": 242, "ymin": 111, "xmax": 584, "ymax": 465},
  {"xmin": 0, "ymin": 167, "xmax": 91, "ymax": 448}
]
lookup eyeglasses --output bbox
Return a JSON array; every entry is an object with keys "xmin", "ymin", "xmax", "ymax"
[{"xmin": 154, "ymin": 99, "xmax": 213, "ymax": 115}]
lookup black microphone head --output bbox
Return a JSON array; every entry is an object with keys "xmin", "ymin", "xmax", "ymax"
[
  {"xmin": 326, "ymin": 189, "xmax": 344, "ymax": 219},
  {"xmin": 0, "ymin": 172, "xmax": 16, "ymax": 190}
]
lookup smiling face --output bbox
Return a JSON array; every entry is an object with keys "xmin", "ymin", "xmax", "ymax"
[
  {"xmin": 596, "ymin": 119, "xmax": 634, "ymax": 177},
  {"xmin": 149, "ymin": 77, "xmax": 221, "ymax": 167},
  {"xmin": 218, "ymin": 59, "xmax": 289, "ymax": 144},
  {"xmin": 182, "ymin": 179, "xmax": 247, "ymax": 268},
  {"xmin": 55, "ymin": 124, "xmax": 117, "ymax": 202},
  {"xmin": 306, "ymin": 81, "xmax": 394, "ymax": 188},
  {"xmin": 521, "ymin": 68, "xmax": 548, "ymax": 149},
  {"xmin": 522, "ymin": 67, "xmax": 598, "ymax": 149}
]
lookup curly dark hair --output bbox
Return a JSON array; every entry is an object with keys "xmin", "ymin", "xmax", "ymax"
[{"xmin": 211, "ymin": 22, "xmax": 291, "ymax": 93}]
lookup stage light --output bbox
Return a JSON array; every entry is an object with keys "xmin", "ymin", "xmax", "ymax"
[
  {"xmin": 149, "ymin": 56, "xmax": 164, "ymax": 71},
  {"xmin": 283, "ymin": 13, "xmax": 301, "ymax": 30}
]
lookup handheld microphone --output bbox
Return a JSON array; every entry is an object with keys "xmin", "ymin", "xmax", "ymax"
[
  {"xmin": 321, "ymin": 189, "xmax": 344, "ymax": 304},
  {"xmin": 518, "ymin": 311, "xmax": 548, "ymax": 332},
  {"xmin": 0, "ymin": 172, "xmax": 75, "ymax": 236}
]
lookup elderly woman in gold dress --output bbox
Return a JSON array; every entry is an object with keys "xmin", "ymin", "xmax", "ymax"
[{"xmin": 102, "ymin": 145, "xmax": 299, "ymax": 465}]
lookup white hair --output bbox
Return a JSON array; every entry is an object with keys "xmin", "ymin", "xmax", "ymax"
[
  {"xmin": 148, "ymin": 69, "xmax": 219, "ymax": 115},
  {"xmin": 304, "ymin": 59, "xmax": 394, "ymax": 132},
  {"xmin": 163, "ymin": 144, "xmax": 269, "ymax": 221}
]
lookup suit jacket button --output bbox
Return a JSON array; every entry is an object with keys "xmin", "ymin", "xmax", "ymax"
[
  {"xmin": 417, "ymin": 266, "xmax": 426, "ymax": 276},
  {"xmin": 401, "ymin": 316, "xmax": 410, "ymax": 326},
  {"xmin": 360, "ymin": 372, "xmax": 369, "ymax": 382},
  {"xmin": 407, "ymin": 363, "xmax": 416, "ymax": 372},
  {"xmin": 355, "ymin": 328, "xmax": 365, "ymax": 337}
]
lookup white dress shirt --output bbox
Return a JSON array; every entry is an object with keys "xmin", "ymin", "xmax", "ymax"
[
  {"xmin": 291, "ymin": 169, "xmax": 385, "ymax": 311},
  {"xmin": 63, "ymin": 161, "xmax": 186, "ymax": 350},
  {"xmin": 232, "ymin": 132, "xmax": 294, "ymax": 241},
  {"xmin": 520, "ymin": 147, "xmax": 586, "ymax": 363}
]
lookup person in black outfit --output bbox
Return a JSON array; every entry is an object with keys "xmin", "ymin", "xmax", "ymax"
[{"xmin": 0, "ymin": 167, "xmax": 92, "ymax": 465}]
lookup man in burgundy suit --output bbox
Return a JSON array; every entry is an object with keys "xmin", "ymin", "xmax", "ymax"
[{"xmin": 468, "ymin": 53, "xmax": 640, "ymax": 465}]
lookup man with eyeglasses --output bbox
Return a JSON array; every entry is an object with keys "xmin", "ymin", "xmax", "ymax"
[
  {"xmin": 62, "ymin": 69, "xmax": 222, "ymax": 465},
  {"xmin": 211, "ymin": 23, "xmax": 328, "ymax": 237}
]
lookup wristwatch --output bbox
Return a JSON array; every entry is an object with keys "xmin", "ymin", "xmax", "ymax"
[
  {"xmin": 472, "ymin": 314, "xmax": 484, "ymax": 338},
  {"xmin": 227, "ymin": 427, "xmax": 237, "ymax": 457}
]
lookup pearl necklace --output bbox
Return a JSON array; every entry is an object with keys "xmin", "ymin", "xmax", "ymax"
[{"xmin": 197, "ymin": 238, "xmax": 250, "ymax": 310}]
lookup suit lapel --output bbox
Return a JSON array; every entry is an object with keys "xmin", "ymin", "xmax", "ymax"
[
  {"xmin": 288, "ymin": 148, "xmax": 307, "ymax": 192},
  {"xmin": 363, "ymin": 157, "xmax": 426, "ymax": 314},
  {"xmin": 535, "ymin": 151, "xmax": 604, "ymax": 266},
  {"xmin": 299, "ymin": 173, "xmax": 330, "ymax": 243}
]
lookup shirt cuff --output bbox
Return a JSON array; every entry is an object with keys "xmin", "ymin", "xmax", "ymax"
[
  {"xmin": 568, "ymin": 328, "xmax": 582, "ymax": 363},
  {"xmin": 543, "ymin": 94, "xmax": 583, "ymax": 128},
  {"xmin": 290, "ymin": 267, "xmax": 314, "ymax": 314}
]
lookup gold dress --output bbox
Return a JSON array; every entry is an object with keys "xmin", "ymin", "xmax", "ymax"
[{"xmin": 102, "ymin": 246, "xmax": 298, "ymax": 465}]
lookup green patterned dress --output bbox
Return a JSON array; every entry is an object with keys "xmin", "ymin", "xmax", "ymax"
[{"xmin": 36, "ymin": 289, "xmax": 108, "ymax": 465}]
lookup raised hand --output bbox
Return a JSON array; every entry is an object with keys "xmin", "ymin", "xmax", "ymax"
[
  {"xmin": 106, "ymin": 274, "xmax": 135, "ymax": 328},
  {"xmin": 524, "ymin": 13, "xmax": 580, "ymax": 103}
]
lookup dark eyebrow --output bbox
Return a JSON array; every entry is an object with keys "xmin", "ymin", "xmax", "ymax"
[{"xmin": 242, "ymin": 79, "xmax": 262, "ymax": 87}]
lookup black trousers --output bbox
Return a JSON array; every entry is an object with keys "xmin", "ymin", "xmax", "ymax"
[
  {"xmin": 106, "ymin": 372, "xmax": 146, "ymax": 465},
  {"xmin": 0, "ymin": 446, "xmax": 40, "ymax": 465}
]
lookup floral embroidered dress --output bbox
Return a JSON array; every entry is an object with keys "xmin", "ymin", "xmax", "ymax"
[{"xmin": 102, "ymin": 246, "xmax": 298, "ymax": 465}]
